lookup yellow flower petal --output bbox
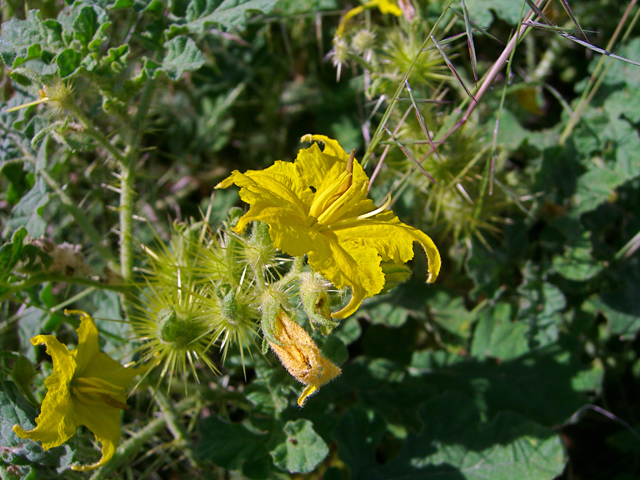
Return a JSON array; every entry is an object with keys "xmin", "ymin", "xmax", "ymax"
[
  {"xmin": 371, "ymin": 0, "xmax": 402, "ymax": 16},
  {"xmin": 12, "ymin": 335, "xmax": 77, "ymax": 450},
  {"xmin": 69, "ymin": 401, "xmax": 122, "ymax": 471},
  {"xmin": 12, "ymin": 311, "xmax": 143, "ymax": 471},
  {"xmin": 73, "ymin": 310, "xmax": 100, "ymax": 374},
  {"xmin": 335, "ymin": 0, "xmax": 402, "ymax": 37}
]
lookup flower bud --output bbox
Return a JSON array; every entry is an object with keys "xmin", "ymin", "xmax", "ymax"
[
  {"xmin": 244, "ymin": 221, "xmax": 279, "ymax": 275},
  {"xmin": 220, "ymin": 287, "xmax": 239, "ymax": 324},
  {"xmin": 267, "ymin": 309, "xmax": 341, "ymax": 407},
  {"xmin": 156, "ymin": 307, "xmax": 207, "ymax": 349},
  {"xmin": 351, "ymin": 30, "xmax": 376, "ymax": 54},
  {"xmin": 299, "ymin": 272, "xmax": 339, "ymax": 335},
  {"xmin": 259, "ymin": 286, "xmax": 291, "ymax": 351}
]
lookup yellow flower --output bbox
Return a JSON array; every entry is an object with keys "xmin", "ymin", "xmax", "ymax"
[
  {"xmin": 216, "ymin": 134, "xmax": 441, "ymax": 319},
  {"xmin": 336, "ymin": 0, "xmax": 402, "ymax": 37},
  {"xmin": 267, "ymin": 309, "xmax": 341, "ymax": 407},
  {"xmin": 12, "ymin": 311, "xmax": 142, "ymax": 471}
]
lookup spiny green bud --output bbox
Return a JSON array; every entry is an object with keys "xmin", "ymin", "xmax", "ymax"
[
  {"xmin": 215, "ymin": 282, "xmax": 233, "ymax": 299},
  {"xmin": 299, "ymin": 272, "xmax": 339, "ymax": 335},
  {"xmin": 156, "ymin": 307, "xmax": 206, "ymax": 348},
  {"xmin": 379, "ymin": 262, "xmax": 412, "ymax": 295},
  {"xmin": 227, "ymin": 207, "xmax": 245, "ymax": 229},
  {"xmin": 173, "ymin": 220, "xmax": 206, "ymax": 267},
  {"xmin": 244, "ymin": 221, "xmax": 278, "ymax": 275},
  {"xmin": 221, "ymin": 289, "xmax": 239, "ymax": 324},
  {"xmin": 351, "ymin": 30, "xmax": 376, "ymax": 54},
  {"xmin": 249, "ymin": 221, "xmax": 271, "ymax": 248},
  {"xmin": 259, "ymin": 286, "xmax": 293, "ymax": 352}
]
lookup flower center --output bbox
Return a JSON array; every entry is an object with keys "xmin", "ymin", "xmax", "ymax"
[
  {"xmin": 307, "ymin": 149, "xmax": 393, "ymax": 231},
  {"xmin": 308, "ymin": 150, "xmax": 363, "ymax": 226},
  {"xmin": 71, "ymin": 376, "xmax": 130, "ymax": 410}
]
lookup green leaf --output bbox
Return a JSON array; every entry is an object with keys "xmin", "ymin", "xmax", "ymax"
[
  {"xmin": 362, "ymin": 320, "xmax": 419, "ymax": 364},
  {"xmin": 0, "ymin": 380, "xmax": 74, "ymax": 469},
  {"xmin": 496, "ymin": 108, "xmax": 529, "ymax": 149},
  {"xmin": 586, "ymin": 262, "xmax": 640, "ymax": 340},
  {"xmin": 197, "ymin": 416, "xmax": 271, "ymax": 476},
  {"xmin": 573, "ymin": 166, "xmax": 625, "ymax": 216},
  {"xmin": 273, "ymin": 0, "xmax": 337, "ymax": 15},
  {"xmin": 0, "ymin": 227, "xmax": 27, "ymax": 279},
  {"xmin": 1, "ymin": 161, "xmax": 34, "ymax": 204},
  {"xmin": 332, "ymin": 407, "xmax": 387, "ymax": 479},
  {"xmin": 463, "ymin": 0, "xmax": 525, "ymax": 27},
  {"xmin": 56, "ymin": 48, "xmax": 84, "ymax": 77},
  {"xmin": 336, "ymin": 358, "xmax": 439, "ymax": 431},
  {"xmin": 246, "ymin": 368, "xmax": 290, "ymax": 416},
  {"xmin": 552, "ymin": 246, "xmax": 604, "ymax": 281},
  {"xmin": 517, "ymin": 267, "xmax": 566, "ymax": 348},
  {"xmin": 111, "ymin": 0, "xmax": 134, "ymax": 8},
  {"xmin": 18, "ymin": 307, "xmax": 47, "ymax": 362},
  {"xmin": 0, "ymin": 11, "xmax": 65, "ymax": 68},
  {"xmin": 72, "ymin": 5, "xmax": 111, "ymax": 50},
  {"xmin": 154, "ymin": 36, "xmax": 205, "ymax": 80},
  {"xmin": 604, "ymin": 85, "xmax": 640, "ymax": 125},
  {"xmin": 90, "ymin": 290, "xmax": 133, "ymax": 353},
  {"xmin": 270, "ymin": 419, "xmax": 329, "ymax": 474},
  {"xmin": 382, "ymin": 392, "xmax": 565, "ymax": 480},
  {"xmin": 465, "ymin": 240, "xmax": 505, "ymax": 299},
  {"xmin": 319, "ymin": 335, "xmax": 348, "ymax": 366},
  {"xmin": 359, "ymin": 282, "xmax": 427, "ymax": 328},
  {"xmin": 333, "ymin": 316, "xmax": 361, "ymax": 345},
  {"xmin": 411, "ymin": 346, "xmax": 602, "ymax": 427},
  {"xmin": 470, "ymin": 303, "xmax": 530, "ymax": 361},
  {"xmin": 427, "ymin": 290, "xmax": 476, "ymax": 340},
  {"xmin": 0, "ymin": 379, "xmax": 38, "ymax": 450},
  {"xmin": 586, "ymin": 37, "xmax": 640, "ymax": 87},
  {"xmin": 186, "ymin": 0, "xmax": 280, "ymax": 32},
  {"xmin": 4, "ymin": 177, "xmax": 49, "ymax": 237},
  {"xmin": 333, "ymin": 393, "xmax": 565, "ymax": 480}
]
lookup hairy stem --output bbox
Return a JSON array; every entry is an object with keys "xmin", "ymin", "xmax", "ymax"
[
  {"xmin": 0, "ymin": 274, "xmax": 128, "ymax": 303},
  {"xmin": 119, "ymin": 79, "xmax": 156, "ymax": 319},
  {"xmin": 153, "ymin": 389, "xmax": 202, "ymax": 468},
  {"xmin": 67, "ymin": 104, "xmax": 125, "ymax": 164}
]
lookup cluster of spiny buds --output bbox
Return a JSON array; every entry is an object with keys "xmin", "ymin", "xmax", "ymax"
[{"xmin": 131, "ymin": 214, "xmax": 342, "ymax": 404}]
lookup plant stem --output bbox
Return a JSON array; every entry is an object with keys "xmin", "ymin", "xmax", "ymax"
[
  {"xmin": 0, "ymin": 274, "xmax": 128, "ymax": 303},
  {"xmin": 119, "ymin": 79, "xmax": 156, "ymax": 319},
  {"xmin": 67, "ymin": 104, "xmax": 125, "ymax": 165},
  {"xmin": 153, "ymin": 389, "xmax": 202, "ymax": 468}
]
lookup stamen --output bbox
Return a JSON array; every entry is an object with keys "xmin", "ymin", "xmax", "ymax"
[
  {"xmin": 318, "ymin": 192, "xmax": 391, "ymax": 231},
  {"xmin": 308, "ymin": 170, "xmax": 351, "ymax": 218},
  {"xmin": 74, "ymin": 377, "xmax": 126, "ymax": 397},
  {"xmin": 298, "ymin": 385, "xmax": 317, "ymax": 407},
  {"xmin": 308, "ymin": 152, "xmax": 356, "ymax": 219},
  {"xmin": 316, "ymin": 181, "xmax": 364, "ymax": 225},
  {"xmin": 357, "ymin": 194, "xmax": 392, "ymax": 220},
  {"xmin": 335, "ymin": 150, "xmax": 355, "ymax": 197}
]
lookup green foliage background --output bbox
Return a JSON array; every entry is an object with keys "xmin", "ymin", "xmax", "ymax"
[{"xmin": 1, "ymin": 0, "xmax": 639, "ymax": 478}]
